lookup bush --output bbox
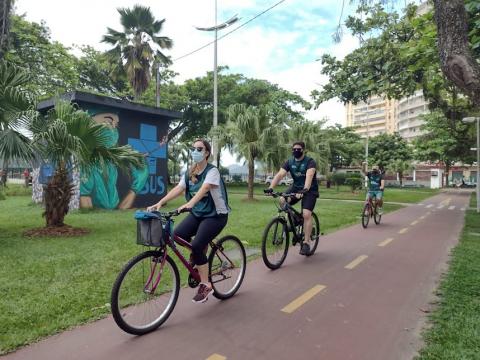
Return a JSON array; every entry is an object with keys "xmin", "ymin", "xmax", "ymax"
[
  {"xmin": 331, "ymin": 173, "xmax": 348, "ymax": 189},
  {"xmin": 346, "ymin": 177, "xmax": 362, "ymax": 192},
  {"xmin": 231, "ymin": 174, "xmax": 242, "ymax": 183}
]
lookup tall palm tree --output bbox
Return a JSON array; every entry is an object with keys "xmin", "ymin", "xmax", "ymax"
[
  {"xmin": 102, "ymin": 5, "xmax": 173, "ymax": 99},
  {"xmin": 227, "ymin": 104, "xmax": 277, "ymax": 200},
  {"xmin": 0, "ymin": 60, "xmax": 35, "ymax": 165},
  {"xmin": 31, "ymin": 101, "xmax": 145, "ymax": 227}
]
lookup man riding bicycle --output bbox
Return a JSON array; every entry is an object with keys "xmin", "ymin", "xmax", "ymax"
[
  {"xmin": 148, "ymin": 139, "xmax": 230, "ymax": 303},
  {"xmin": 265, "ymin": 141, "xmax": 318, "ymax": 256},
  {"xmin": 363, "ymin": 163, "xmax": 385, "ymax": 215}
]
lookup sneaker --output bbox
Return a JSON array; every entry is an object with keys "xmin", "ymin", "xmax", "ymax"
[
  {"xmin": 192, "ymin": 283, "xmax": 213, "ymax": 303},
  {"xmin": 377, "ymin": 207, "xmax": 383, "ymax": 215},
  {"xmin": 299, "ymin": 242, "xmax": 311, "ymax": 256}
]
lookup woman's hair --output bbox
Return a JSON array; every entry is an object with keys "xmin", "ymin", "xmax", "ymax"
[{"xmin": 189, "ymin": 139, "xmax": 211, "ymax": 183}]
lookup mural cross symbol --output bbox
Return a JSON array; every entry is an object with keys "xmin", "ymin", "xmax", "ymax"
[{"xmin": 128, "ymin": 124, "xmax": 167, "ymax": 174}]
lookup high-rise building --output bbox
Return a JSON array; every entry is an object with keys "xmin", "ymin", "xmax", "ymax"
[
  {"xmin": 345, "ymin": 95, "xmax": 397, "ymax": 138},
  {"xmin": 396, "ymin": 89, "xmax": 429, "ymax": 141}
]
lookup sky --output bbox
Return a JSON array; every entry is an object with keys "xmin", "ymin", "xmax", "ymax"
[{"xmin": 13, "ymin": 0, "xmax": 414, "ymax": 165}]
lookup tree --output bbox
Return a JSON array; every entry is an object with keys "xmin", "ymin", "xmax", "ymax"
[
  {"xmin": 318, "ymin": 1, "xmax": 480, "ymax": 111},
  {"xmin": 102, "ymin": 5, "xmax": 173, "ymax": 99},
  {"xmin": 227, "ymin": 104, "xmax": 277, "ymax": 200},
  {"xmin": 387, "ymin": 159, "xmax": 413, "ymax": 186},
  {"xmin": 0, "ymin": 0, "xmax": 12, "ymax": 58},
  {"xmin": 368, "ymin": 133, "xmax": 412, "ymax": 169},
  {"xmin": 30, "ymin": 101, "xmax": 144, "ymax": 227},
  {"xmin": 5, "ymin": 15, "xmax": 79, "ymax": 96},
  {"xmin": 324, "ymin": 124, "xmax": 364, "ymax": 170},
  {"xmin": 414, "ymin": 110, "xmax": 476, "ymax": 186},
  {"xmin": 0, "ymin": 61, "xmax": 35, "ymax": 164}
]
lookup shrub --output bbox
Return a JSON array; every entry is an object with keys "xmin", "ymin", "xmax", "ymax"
[{"xmin": 346, "ymin": 177, "xmax": 362, "ymax": 192}]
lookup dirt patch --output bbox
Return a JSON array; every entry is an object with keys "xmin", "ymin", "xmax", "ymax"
[{"xmin": 23, "ymin": 225, "xmax": 90, "ymax": 238}]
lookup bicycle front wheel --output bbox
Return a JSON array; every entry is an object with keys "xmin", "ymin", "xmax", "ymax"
[
  {"xmin": 361, "ymin": 203, "xmax": 370, "ymax": 229},
  {"xmin": 111, "ymin": 251, "xmax": 180, "ymax": 335},
  {"xmin": 261, "ymin": 217, "xmax": 289, "ymax": 270},
  {"xmin": 209, "ymin": 235, "xmax": 246, "ymax": 300},
  {"xmin": 306, "ymin": 212, "xmax": 320, "ymax": 256}
]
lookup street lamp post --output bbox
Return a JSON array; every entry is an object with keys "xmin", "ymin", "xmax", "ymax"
[
  {"xmin": 462, "ymin": 117, "xmax": 480, "ymax": 213},
  {"xmin": 195, "ymin": 2, "xmax": 239, "ymax": 165}
]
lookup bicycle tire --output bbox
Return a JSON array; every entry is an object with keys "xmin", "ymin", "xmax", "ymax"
[
  {"xmin": 209, "ymin": 235, "xmax": 246, "ymax": 300},
  {"xmin": 111, "ymin": 251, "xmax": 180, "ymax": 335},
  {"xmin": 306, "ymin": 212, "xmax": 320, "ymax": 256},
  {"xmin": 261, "ymin": 217, "xmax": 290, "ymax": 270},
  {"xmin": 362, "ymin": 203, "xmax": 370, "ymax": 229}
]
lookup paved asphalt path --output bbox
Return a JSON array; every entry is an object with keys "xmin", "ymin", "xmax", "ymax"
[{"xmin": 4, "ymin": 190, "xmax": 470, "ymax": 360}]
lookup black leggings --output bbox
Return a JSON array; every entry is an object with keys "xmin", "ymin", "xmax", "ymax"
[{"xmin": 173, "ymin": 214, "xmax": 228, "ymax": 266}]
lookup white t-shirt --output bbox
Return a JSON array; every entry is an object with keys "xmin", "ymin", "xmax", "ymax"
[{"xmin": 179, "ymin": 166, "xmax": 229, "ymax": 214}]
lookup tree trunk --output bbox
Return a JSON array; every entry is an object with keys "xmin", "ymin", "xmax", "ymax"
[
  {"xmin": 43, "ymin": 164, "xmax": 73, "ymax": 227},
  {"xmin": 0, "ymin": 0, "xmax": 12, "ymax": 59},
  {"xmin": 445, "ymin": 161, "xmax": 451, "ymax": 188},
  {"xmin": 247, "ymin": 158, "xmax": 254, "ymax": 200},
  {"xmin": 399, "ymin": 171, "xmax": 403, "ymax": 187},
  {"xmin": 433, "ymin": 0, "xmax": 480, "ymax": 107}
]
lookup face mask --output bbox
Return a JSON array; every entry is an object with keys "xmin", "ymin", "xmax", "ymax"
[
  {"xmin": 372, "ymin": 170, "xmax": 379, "ymax": 175},
  {"xmin": 191, "ymin": 150, "xmax": 205, "ymax": 163},
  {"xmin": 292, "ymin": 149, "xmax": 303, "ymax": 159}
]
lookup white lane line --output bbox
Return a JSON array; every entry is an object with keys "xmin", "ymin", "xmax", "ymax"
[
  {"xmin": 437, "ymin": 205, "xmax": 445, "ymax": 209},
  {"xmin": 426, "ymin": 204, "xmax": 433, "ymax": 208},
  {"xmin": 410, "ymin": 220, "xmax": 419, "ymax": 226},
  {"xmin": 448, "ymin": 206, "xmax": 456, "ymax": 210}
]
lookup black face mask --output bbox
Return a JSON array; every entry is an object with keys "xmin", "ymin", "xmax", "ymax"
[
  {"xmin": 372, "ymin": 170, "xmax": 379, "ymax": 175},
  {"xmin": 292, "ymin": 149, "xmax": 304, "ymax": 159}
]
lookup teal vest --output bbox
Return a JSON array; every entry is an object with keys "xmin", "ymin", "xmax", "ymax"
[{"xmin": 185, "ymin": 164, "xmax": 230, "ymax": 218}]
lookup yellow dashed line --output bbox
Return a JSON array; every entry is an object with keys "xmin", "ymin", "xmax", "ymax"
[
  {"xmin": 206, "ymin": 354, "xmax": 227, "ymax": 360},
  {"xmin": 419, "ymin": 215, "xmax": 426, "ymax": 220},
  {"xmin": 398, "ymin": 228, "xmax": 409, "ymax": 234},
  {"xmin": 378, "ymin": 238, "xmax": 394, "ymax": 247},
  {"xmin": 410, "ymin": 220, "xmax": 419, "ymax": 226},
  {"xmin": 345, "ymin": 255, "xmax": 369, "ymax": 270},
  {"xmin": 281, "ymin": 285, "xmax": 326, "ymax": 314}
]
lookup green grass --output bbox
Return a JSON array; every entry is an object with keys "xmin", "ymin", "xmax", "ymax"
[
  {"xmin": 226, "ymin": 183, "xmax": 439, "ymax": 203},
  {"xmin": 1, "ymin": 184, "xmax": 32, "ymax": 197},
  {"xmin": 417, "ymin": 193, "xmax": 480, "ymax": 359},
  {"xmin": 0, "ymin": 193, "xmax": 402, "ymax": 354}
]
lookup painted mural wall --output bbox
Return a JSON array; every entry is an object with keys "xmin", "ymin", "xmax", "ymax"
[{"xmin": 32, "ymin": 102, "xmax": 169, "ymax": 210}]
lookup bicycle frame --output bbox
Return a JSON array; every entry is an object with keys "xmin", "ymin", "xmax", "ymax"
[
  {"xmin": 144, "ymin": 212, "xmax": 237, "ymax": 293},
  {"xmin": 364, "ymin": 193, "xmax": 378, "ymax": 217},
  {"xmin": 271, "ymin": 193, "xmax": 304, "ymax": 243}
]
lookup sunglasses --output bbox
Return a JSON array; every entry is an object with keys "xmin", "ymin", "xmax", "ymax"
[{"xmin": 190, "ymin": 147, "xmax": 205, "ymax": 152}]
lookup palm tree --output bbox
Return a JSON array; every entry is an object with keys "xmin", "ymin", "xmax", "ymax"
[
  {"xmin": 0, "ymin": 60, "xmax": 36, "ymax": 166},
  {"xmin": 31, "ymin": 101, "xmax": 145, "ymax": 227},
  {"xmin": 102, "ymin": 5, "xmax": 173, "ymax": 99},
  {"xmin": 227, "ymin": 104, "xmax": 277, "ymax": 200}
]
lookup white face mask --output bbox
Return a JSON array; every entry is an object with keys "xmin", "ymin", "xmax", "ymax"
[{"xmin": 191, "ymin": 150, "xmax": 204, "ymax": 163}]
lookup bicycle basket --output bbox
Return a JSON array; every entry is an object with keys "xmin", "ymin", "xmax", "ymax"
[{"xmin": 135, "ymin": 211, "xmax": 165, "ymax": 247}]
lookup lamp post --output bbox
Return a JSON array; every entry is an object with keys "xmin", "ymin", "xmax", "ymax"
[
  {"xmin": 195, "ymin": 1, "xmax": 239, "ymax": 165},
  {"xmin": 462, "ymin": 116, "xmax": 479, "ymax": 213}
]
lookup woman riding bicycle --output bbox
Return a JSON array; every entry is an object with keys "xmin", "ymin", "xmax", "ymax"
[{"xmin": 148, "ymin": 139, "xmax": 230, "ymax": 303}]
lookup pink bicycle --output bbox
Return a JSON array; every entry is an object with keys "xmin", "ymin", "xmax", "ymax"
[{"xmin": 111, "ymin": 209, "xmax": 246, "ymax": 335}]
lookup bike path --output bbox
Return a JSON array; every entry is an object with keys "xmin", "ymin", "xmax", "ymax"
[{"xmin": 3, "ymin": 191, "xmax": 469, "ymax": 360}]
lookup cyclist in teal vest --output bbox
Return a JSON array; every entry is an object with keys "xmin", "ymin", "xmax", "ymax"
[
  {"xmin": 148, "ymin": 139, "xmax": 230, "ymax": 303},
  {"xmin": 265, "ymin": 141, "xmax": 319, "ymax": 256},
  {"xmin": 363, "ymin": 163, "xmax": 385, "ymax": 215}
]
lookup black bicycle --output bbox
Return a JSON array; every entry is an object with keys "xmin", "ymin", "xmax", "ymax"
[{"xmin": 261, "ymin": 191, "xmax": 320, "ymax": 270}]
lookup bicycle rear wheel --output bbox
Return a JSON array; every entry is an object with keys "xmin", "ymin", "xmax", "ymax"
[
  {"xmin": 306, "ymin": 212, "xmax": 320, "ymax": 256},
  {"xmin": 361, "ymin": 203, "xmax": 370, "ymax": 228},
  {"xmin": 111, "ymin": 251, "xmax": 180, "ymax": 335},
  {"xmin": 209, "ymin": 235, "xmax": 246, "ymax": 300},
  {"xmin": 261, "ymin": 218, "xmax": 289, "ymax": 270}
]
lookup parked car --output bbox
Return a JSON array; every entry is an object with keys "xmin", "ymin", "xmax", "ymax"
[{"xmin": 265, "ymin": 175, "xmax": 293, "ymax": 186}]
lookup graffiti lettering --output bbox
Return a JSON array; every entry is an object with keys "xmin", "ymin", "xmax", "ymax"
[{"xmin": 139, "ymin": 175, "xmax": 166, "ymax": 195}]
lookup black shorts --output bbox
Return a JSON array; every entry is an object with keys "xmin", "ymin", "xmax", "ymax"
[{"xmin": 285, "ymin": 187, "xmax": 318, "ymax": 212}]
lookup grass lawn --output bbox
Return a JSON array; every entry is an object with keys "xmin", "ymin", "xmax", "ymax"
[
  {"xmin": 0, "ymin": 191, "xmax": 403, "ymax": 353},
  {"xmin": 417, "ymin": 193, "xmax": 480, "ymax": 359},
  {"xmin": 226, "ymin": 183, "xmax": 440, "ymax": 204}
]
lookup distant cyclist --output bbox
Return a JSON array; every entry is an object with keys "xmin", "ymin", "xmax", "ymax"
[
  {"xmin": 265, "ymin": 141, "xmax": 318, "ymax": 255},
  {"xmin": 363, "ymin": 163, "xmax": 385, "ymax": 215}
]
